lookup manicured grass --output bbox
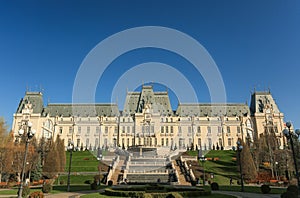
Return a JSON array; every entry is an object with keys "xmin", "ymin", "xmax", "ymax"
[
  {"xmin": 186, "ymin": 150, "xmax": 239, "ymax": 185},
  {"xmin": 66, "ymin": 150, "xmax": 100, "ymax": 172},
  {"xmin": 55, "ymin": 174, "xmax": 96, "ymax": 185},
  {"xmin": 219, "ymin": 185, "xmax": 286, "ymax": 194},
  {"xmin": 0, "ymin": 189, "xmax": 18, "ymax": 195},
  {"xmin": 0, "ymin": 185, "xmax": 104, "ymax": 196}
]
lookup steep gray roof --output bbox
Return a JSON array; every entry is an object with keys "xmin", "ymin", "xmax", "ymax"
[
  {"xmin": 123, "ymin": 85, "xmax": 172, "ymax": 115},
  {"xmin": 16, "ymin": 92, "xmax": 44, "ymax": 114},
  {"xmin": 250, "ymin": 91, "xmax": 280, "ymax": 115},
  {"xmin": 176, "ymin": 103, "xmax": 249, "ymax": 117},
  {"xmin": 43, "ymin": 103, "xmax": 120, "ymax": 117}
]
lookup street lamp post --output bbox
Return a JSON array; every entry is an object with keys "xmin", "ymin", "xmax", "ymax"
[
  {"xmin": 97, "ymin": 151, "xmax": 103, "ymax": 185},
  {"xmin": 191, "ymin": 116, "xmax": 195, "ymax": 150},
  {"xmin": 283, "ymin": 122, "xmax": 300, "ymax": 190},
  {"xmin": 67, "ymin": 141, "xmax": 74, "ymax": 192},
  {"xmin": 236, "ymin": 141, "xmax": 244, "ymax": 192},
  {"xmin": 199, "ymin": 154, "xmax": 206, "ymax": 187},
  {"xmin": 275, "ymin": 161, "xmax": 279, "ymax": 181},
  {"xmin": 98, "ymin": 116, "xmax": 103, "ymax": 150},
  {"xmin": 17, "ymin": 121, "xmax": 36, "ymax": 198}
]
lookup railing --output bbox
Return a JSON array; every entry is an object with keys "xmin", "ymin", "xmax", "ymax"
[{"xmin": 180, "ymin": 155, "xmax": 197, "ymax": 161}]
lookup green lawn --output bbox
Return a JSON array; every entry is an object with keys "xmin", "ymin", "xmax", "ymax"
[
  {"xmin": 219, "ymin": 185, "xmax": 286, "ymax": 194},
  {"xmin": 186, "ymin": 150, "xmax": 239, "ymax": 185},
  {"xmin": 55, "ymin": 175, "xmax": 96, "ymax": 185},
  {"xmin": 66, "ymin": 150, "xmax": 100, "ymax": 172}
]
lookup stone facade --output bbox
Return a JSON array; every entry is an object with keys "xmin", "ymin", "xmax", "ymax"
[{"xmin": 12, "ymin": 86, "xmax": 285, "ymax": 150}]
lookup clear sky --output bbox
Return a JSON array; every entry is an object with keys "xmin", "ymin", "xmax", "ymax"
[{"xmin": 0, "ymin": 0, "xmax": 299, "ymax": 129}]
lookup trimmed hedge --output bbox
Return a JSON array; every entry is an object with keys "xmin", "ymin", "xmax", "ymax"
[
  {"xmin": 261, "ymin": 184, "xmax": 271, "ymax": 194},
  {"xmin": 42, "ymin": 183, "xmax": 52, "ymax": 193},
  {"xmin": 211, "ymin": 182, "xmax": 219, "ymax": 191},
  {"xmin": 179, "ymin": 191, "xmax": 211, "ymax": 197},
  {"xmin": 104, "ymin": 186, "xmax": 209, "ymax": 197},
  {"xmin": 22, "ymin": 186, "xmax": 30, "ymax": 198},
  {"xmin": 104, "ymin": 188, "xmax": 145, "ymax": 197},
  {"xmin": 29, "ymin": 191, "xmax": 44, "ymax": 198}
]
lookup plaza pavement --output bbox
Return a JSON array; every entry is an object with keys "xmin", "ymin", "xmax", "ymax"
[{"xmin": 0, "ymin": 188, "xmax": 288, "ymax": 198}]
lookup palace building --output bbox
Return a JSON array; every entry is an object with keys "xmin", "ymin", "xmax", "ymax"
[{"xmin": 12, "ymin": 85, "xmax": 286, "ymax": 150}]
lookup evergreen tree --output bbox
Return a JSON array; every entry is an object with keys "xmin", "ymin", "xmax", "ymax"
[
  {"xmin": 43, "ymin": 140, "xmax": 59, "ymax": 178},
  {"xmin": 55, "ymin": 136, "xmax": 66, "ymax": 172},
  {"xmin": 240, "ymin": 140, "xmax": 257, "ymax": 181}
]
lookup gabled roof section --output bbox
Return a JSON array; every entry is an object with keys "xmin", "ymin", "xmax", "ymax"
[
  {"xmin": 250, "ymin": 91, "xmax": 280, "ymax": 115},
  {"xmin": 123, "ymin": 85, "xmax": 172, "ymax": 115},
  {"xmin": 16, "ymin": 92, "xmax": 44, "ymax": 114},
  {"xmin": 176, "ymin": 103, "xmax": 249, "ymax": 117}
]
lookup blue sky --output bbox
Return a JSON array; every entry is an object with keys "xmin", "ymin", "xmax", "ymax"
[{"xmin": 0, "ymin": 0, "xmax": 299, "ymax": 129}]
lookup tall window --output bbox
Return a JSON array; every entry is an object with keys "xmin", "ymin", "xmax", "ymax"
[
  {"xmin": 105, "ymin": 126, "xmax": 108, "ymax": 134},
  {"xmin": 178, "ymin": 126, "xmax": 182, "ymax": 135},
  {"xmin": 127, "ymin": 126, "xmax": 130, "ymax": 133},
  {"xmin": 166, "ymin": 138, "xmax": 169, "ymax": 146},
  {"xmin": 198, "ymin": 138, "xmax": 201, "ymax": 148},
  {"xmin": 170, "ymin": 126, "xmax": 174, "ymax": 133},
  {"xmin": 161, "ymin": 126, "xmax": 164, "ymax": 133},
  {"xmin": 161, "ymin": 138, "xmax": 164, "ymax": 146},
  {"xmin": 69, "ymin": 126, "xmax": 73, "ymax": 134},
  {"xmin": 86, "ymin": 138, "xmax": 89, "ymax": 147},
  {"xmin": 114, "ymin": 126, "xmax": 118, "ymax": 134},
  {"xmin": 227, "ymin": 126, "xmax": 230, "ymax": 134},
  {"xmin": 237, "ymin": 126, "xmax": 241, "ymax": 133},
  {"xmin": 188, "ymin": 126, "xmax": 191, "ymax": 134},
  {"xmin": 59, "ymin": 127, "xmax": 63, "ymax": 134},
  {"xmin": 78, "ymin": 126, "xmax": 81, "ymax": 134},
  {"xmin": 228, "ymin": 138, "xmax": 232, "ymax": 146},
  {"xmin": 207, "ymin": 126, "xmax": 211, "ymax": 134},
  {"xmin": 166, "ymin": 126, "xmax": 169, "ymax": 133},
  {"xmin": 87, "ymin": 126, "xmax": 90, "ymax": 134},
  {"xmin": 122, "ymin": 126, "xmax": 125, "ymax": 133},
  {"xmin": 219, "ymin": 138, "xmax": 222, "ymax": 147},
  {"xmin": 197, "ymin": 126, "xmax": 201, "ymax": 133},
  {"xmin": 151, "ymin": 125, "xmax": 154, "ymax": 133},
  {"xmin": 77, "ymin": 139, "xmax": 80, "ymax": 147},
  {"xmin": 208, "ymin": 138, "xmax": 212, "ymax": 149}
]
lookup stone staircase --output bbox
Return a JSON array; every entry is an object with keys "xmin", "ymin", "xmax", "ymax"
[
  {"xmin": 173, "ymin": 159, "xmax": 191, "ymax": 185},
  {"xmin": 110, "ymin": 159, "xmax": 124, "ymax": 184}
]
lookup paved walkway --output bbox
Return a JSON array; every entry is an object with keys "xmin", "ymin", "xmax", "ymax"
[{"xmin": 213, "ymin": 190, "xmax": 281, "ymax": 198}]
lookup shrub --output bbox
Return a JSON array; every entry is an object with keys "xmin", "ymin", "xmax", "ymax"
[
  {"xmin": 90, "ymin": 182, "xmax": 100, "ymax": 190},
  {"xmin": 21, "ymin": 186, "xmax": 30, "ymax": 198},
  {"xmin": 287, "ymin": 185, "xmax": 298, "ymax": 196},
  {"xmin": 191, "ymin": 180, "xmax": 197, "ymax": 186},
  {"xmin": 179, "ymin": 191, "xmax": 211, "ymax": 197},
  {"xmin": 280, "ymin": 185, "xmax": 299, "ymax": 198},
  {"xmin": 107, "ymin": 180, "xmax": 113, "ymax": 186},
  {"xmin": 84, "ymin": 180, "xmax": 93, "ymax": 184},
  {"xmin": 42, "ymin": 183, "xmax": 52, "ymax": 193},
  {"xmin": 94, "ymin": 175, "xmax": 101, "ymax": 183},
  {"xmin": 29, "ymin": 191, "xmax": 44, "ymax": 198},
  {"xmin": 211, "ymin": 182, "xmax": 219, "ymax": 190},
  {"xmin": 281, "ymin": 191, "xmax": 298, "ymax": 198},
  {"xmin": 59, "ymin": 180, "xmax": 65, "ymax": 185},
  {"xmin": 261, "ymin": 184, "xmax": 271, "ymax": 194}
]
